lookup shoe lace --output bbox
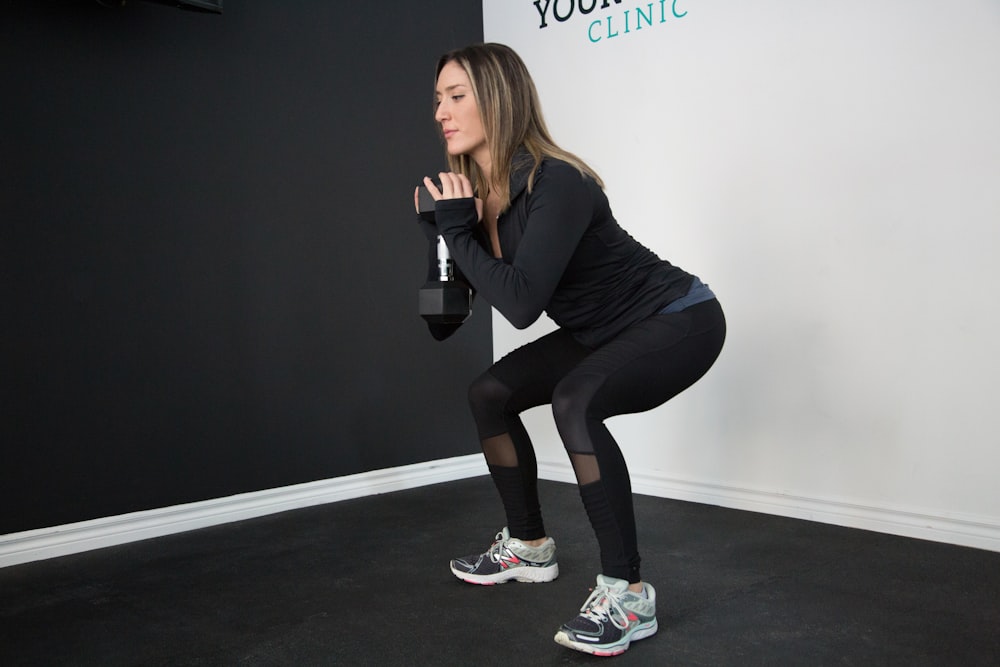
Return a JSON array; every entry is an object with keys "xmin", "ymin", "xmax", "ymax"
[
  {"xmin": 487, "ymin": 531, "xmax": 508, "ymax": 564},
  {"xmin": 579, "ymin": 585, "xmax": 630, "ymax": 630}
]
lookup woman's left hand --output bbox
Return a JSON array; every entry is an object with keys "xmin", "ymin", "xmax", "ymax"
[
  {"xmin": 423, "ymin": 172, "xmax": 473, "ymax": 200},
  {"xmin": 422, "ymin": 172, "xmax": 483, "ymax": 221}
]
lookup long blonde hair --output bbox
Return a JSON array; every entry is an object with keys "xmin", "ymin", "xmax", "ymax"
[{"xmin": 435, "ymin": 43, "xmax": 603, "ymax": 212}]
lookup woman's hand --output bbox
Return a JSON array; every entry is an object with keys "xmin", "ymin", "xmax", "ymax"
[
  {"xmin": 424, "ymin": 172, "xmax": 473, "ymax": 200},
  {"xmin": 418, "ymin": 173, "xmax": 483, "ymax": 220}
]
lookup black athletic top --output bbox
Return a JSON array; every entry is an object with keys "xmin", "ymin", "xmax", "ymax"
[{"xmin": 424, "ymin": 151, "xmax": 696, "ymax": 347}]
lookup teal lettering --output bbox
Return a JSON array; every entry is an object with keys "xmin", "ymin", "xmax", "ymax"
[
  {"xmin": 588, "ymin": 19, "xmax": 602, "ymax": 41},
  {"xmin": 577, "ymin": 0, "xmax": 690, "ymax": 44},
  {"xmin": 636, "ymin": 3, "xmax": 653, "ymax": 29}
]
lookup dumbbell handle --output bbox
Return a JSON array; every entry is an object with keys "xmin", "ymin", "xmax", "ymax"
[{"xmin": 436, "ymin": 235, "xmax": 454, "ymax": 282}]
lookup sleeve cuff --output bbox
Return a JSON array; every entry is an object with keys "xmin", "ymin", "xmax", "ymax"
[{"xmin": 434, "ymin": 198, "xmax": 479, "ymax": 233}]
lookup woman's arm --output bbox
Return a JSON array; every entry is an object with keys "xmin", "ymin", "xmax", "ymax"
[{"xmin": 430, "ymin": 163, "xmax": 593, "ymax": 329}]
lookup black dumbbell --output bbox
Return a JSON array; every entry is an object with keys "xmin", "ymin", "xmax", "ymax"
[{"xmin": 417, "ymin": 185, "xmax": 472, "ymax": 324}]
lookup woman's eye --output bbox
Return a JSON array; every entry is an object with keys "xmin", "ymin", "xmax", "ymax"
[{"xmin": 452, "ymin": 95, "xmax": 464, "ymax": 102}]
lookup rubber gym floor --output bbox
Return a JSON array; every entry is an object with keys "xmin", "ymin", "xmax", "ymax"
[{"xmin": 1, "ymin": 476, "xmax": 998, "ymax": 665}]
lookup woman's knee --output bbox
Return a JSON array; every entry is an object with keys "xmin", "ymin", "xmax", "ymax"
[
  {"xmin": 551, "ymin": 375, "xmax": 597, "ymax": 449},
  {"xmin": 468, "ymin": 370, "xmax": 511, "ymax": 432}
]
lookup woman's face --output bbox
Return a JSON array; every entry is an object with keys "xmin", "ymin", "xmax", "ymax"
[{"xmin": 435, "ymin": 60, "xmax": 489, "ymax": 166}]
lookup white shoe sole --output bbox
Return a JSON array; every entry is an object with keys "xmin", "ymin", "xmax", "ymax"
[
  {"xmin": 553, "ymin": 619, "xmax": 658, "ymax": 656},
  {"xmin": 450, "ymin": 561, "xmax": 559, "ymax": 585}
]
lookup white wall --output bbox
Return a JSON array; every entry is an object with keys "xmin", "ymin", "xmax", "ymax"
[{"xmin": 483, "ymin": 0, "xmax": 1000, "ymax": 550}]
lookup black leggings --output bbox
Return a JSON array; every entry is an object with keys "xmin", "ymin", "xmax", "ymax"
[{"xmin": 467, "ymin": 298, "xmax": 726, "ymax": 583}]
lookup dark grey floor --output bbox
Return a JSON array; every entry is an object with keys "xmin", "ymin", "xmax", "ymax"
[{"xmin": 1, "ymin": 477, "xmax": 999, "ymax": 666}]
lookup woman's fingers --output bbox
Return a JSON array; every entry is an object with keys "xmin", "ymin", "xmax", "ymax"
[
  {"xmin": 422, "ymin": 176, "xmax": 443, "ymax": 200},
  {"xmin": 438, "ymin": 172, "xmax": 458, "ymax": 198},
  {"xmin": 438, "ymin": 172, "xmax": 474, "ymax": 199},
  {"xmin": 421, "ymin": 172, "xmax": 473, "ymax": 201}
]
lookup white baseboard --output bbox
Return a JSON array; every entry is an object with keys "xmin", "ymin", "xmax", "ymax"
[
  {"xmin": 537, "ymin": 459, "xmax": 1000, "ymax": 553},
  {"xmin": 5, "ymin": 455, "xmax": 997, "ymax": 570},
  {"xmin": 0, "ymin": 455, "xmax": 489, "ymax": 569}
]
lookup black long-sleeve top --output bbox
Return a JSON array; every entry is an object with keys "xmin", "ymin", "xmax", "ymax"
[{"xmin": 423, "ymin": 153, "xmax": 695, "ymax": 348}]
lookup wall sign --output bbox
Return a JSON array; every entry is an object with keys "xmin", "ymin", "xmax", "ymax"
[{"xmin": 533, "ymin": 0, "xmax": 690, "ymax": 43}]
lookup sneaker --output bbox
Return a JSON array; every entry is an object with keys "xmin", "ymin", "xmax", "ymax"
[
  {"xmin": 449, "ymin": 527, "xmax": 559, "ymax": 585},
  {"xmin": 553, "ymin": 574, "xmax": 658, "ymax": 656}
]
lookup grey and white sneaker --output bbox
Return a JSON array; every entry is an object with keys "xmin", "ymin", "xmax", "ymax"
[
  {"xmin": 554, "ymin": 574, "xmax": 658, "ymax": 656},
  {"xmin": 449, "ymin": 527, "xmax": 558, "ymax": 585}
]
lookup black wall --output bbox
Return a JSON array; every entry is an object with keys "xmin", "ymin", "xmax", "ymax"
[{"xmin": 0, "ymin": 1, "xmax": 487, "ymax": 534}]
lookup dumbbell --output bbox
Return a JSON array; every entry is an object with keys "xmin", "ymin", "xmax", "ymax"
[{"xmin": 417, "ymin": 185, "xmax": 472, "ymax": 324}]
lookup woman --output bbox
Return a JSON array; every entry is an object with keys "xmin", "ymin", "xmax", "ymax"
[{"xmin": 414, "ymin": 43, "xmax": 725, "ymax": 657}]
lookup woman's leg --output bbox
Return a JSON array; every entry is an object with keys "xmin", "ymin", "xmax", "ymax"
[
  {"xmin": 552, "ymin": 299, "xmax": 727, "ymax": 583},
  {"xmin": 467, "ymin": 327, "xmax": 591, "ymax": 540}
]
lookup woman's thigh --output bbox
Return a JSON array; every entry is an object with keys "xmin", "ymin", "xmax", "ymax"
[
  {"xmin": 568, "ymin": 299, "xmax": 727, "ymax": 421},
  {"xmin": 488, "ymin": 327, "xmax": 593, "ymax": 414}
]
